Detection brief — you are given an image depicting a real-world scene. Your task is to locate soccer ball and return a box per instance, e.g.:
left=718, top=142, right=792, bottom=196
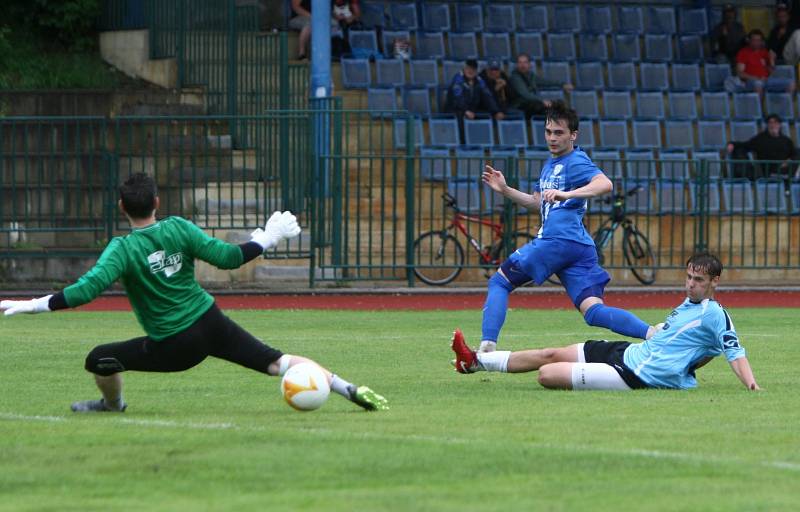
left=281, top=362, right=330, bottom=411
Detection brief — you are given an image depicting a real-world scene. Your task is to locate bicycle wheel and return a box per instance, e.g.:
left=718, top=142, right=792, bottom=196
left=622, top=227, right=656, bottom=285
left=413, top=231, right=465, bottom=285
left=592, top=225, right=614, bottom=267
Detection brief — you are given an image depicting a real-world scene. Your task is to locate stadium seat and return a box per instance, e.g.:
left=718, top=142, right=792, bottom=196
left=626, top=149, right=657, bottom=178
left=704, top=63, right=732, bottom=91
left=388, top=2, right=418, bottom=30
left=722, top=179, right=755, bottom=214
left=422, top=3, right=450, bottom=31
left=690, top=181, right=722, bottom=213
left=464, top=116, right=495, bottom=147
left=583, top=5, right=612, bottom=34
left=624, top=178, right=654, bottom=213
left=733, top=93, right=762, bottom=120
left=375, top=59, right=406, bottom=87
left=519, top=5, right=548, bottom=32
left=367, top=86, right=397, bottom=117
left=701, top=91, right=731, bottom=119
left=636, top=91, right=665, bottom=119
left=575, top=61, right=605, bottom=90
left=420, top=145, right=451, bottom=181
left=698, top=120, right=726, bottom=150
left=625, top=119, right=661, bottom=149
left=392, top=116, right=425, bottom=150
left=547, top=33, right=577, bottom=61
left=341, top=58, right=371, bottom=88
left=579, top=34, right=608, bottom=61
left=677, top=35, right=704, bottom=62
left=497, top=117, right=529, bottom=148
left=790, top=181, right=800, bottom=214
left=415, top=31, right=445, bottom=59
left=659, top=149, right=691, bottom=180
left=485, top=4, right=516, bottom=33
left=348, top=29, right=379, bottom=54
left=578, top=119, right=596, bottom=149
left=671, top=63, right=701, bottom=91
left=402, top=85, right=431, bottom=116
left=755, top=178, right=788, bottom=214
left=488, top=145, right=519, bottom=175
left=448, top=32, right=479, bottom=61
left=617, top=6, right=644, bottom=34
left=646, top=6, right=677, bottom=34
left=409, top=59, right=439, bottom=87
left=611, top=34, right=641, bottom=62
left=599, top=120, right=629, bottom=149
left=765, top=92, right=794, bottom=118
left=667, top=91, right=697, bottom=119
left=441, top=60, right=464, bottom=85
left=664, top=120, right=695, bottom=150
left=553, top=5, right=581, bottom=33
left=607, top=61, right=637, bottom=90
left=482, top=32, right=512, bottom=61
left=429, top=114, right=460, bottom=147
left=678, top=8, right=708, bottom=35
left=603, top=90, right=633, bottom=119
left=644, top=34, right=673, bottom=62
left=515, top=32, right=544, bottom=61
left=530, top=118, right=547, bottom=147
left=771, top=65, right=795, bottom=82
left=657, top=180, right=690, bottom=213
left=522, top=147, right=551, bottom=179
left=640, top=62, right=669, bottom=91
left=592, top=149, right=623, bottom=179
left=540, top=89, right=566, bottom=104
left=694, top=150, right=724, bottom=179
left=454, top=145, right=486, bottom=179
left=455, top=3, right=483, bottom=32
left=360, top=1, right=385, bottom=29
left=571, top=89, right=600, bottom=118
left=730, top=120, right=759, bottom=142
left=382, top=30, right=411, bottom=58
left=541, top=61, right=571, bottom=85
left=447, top=178, right=483, bottom=213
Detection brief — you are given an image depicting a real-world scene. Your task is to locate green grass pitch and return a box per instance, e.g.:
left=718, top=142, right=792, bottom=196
left=1, top=308, right=798, bottom=511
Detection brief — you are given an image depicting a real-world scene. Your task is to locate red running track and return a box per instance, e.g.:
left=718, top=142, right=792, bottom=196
left=25, top=291, right=800, bottom=312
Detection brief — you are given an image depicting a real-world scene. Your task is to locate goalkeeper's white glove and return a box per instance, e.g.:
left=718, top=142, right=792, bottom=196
left=249, top=211, right=302, bottom=251
left=1, top=295, right=53, bottom=316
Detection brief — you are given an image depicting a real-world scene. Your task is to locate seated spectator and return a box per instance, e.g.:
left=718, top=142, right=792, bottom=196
left=444, top=59, right=505, bottom=139
left=289, top=0, right=339, bottom=60
left=726, top=114, right=798, bottom=180
left=768, top=4, right=796, bottom=64
left=507, top=53, right=573, bottom=120
left=478, top=59, right=510, bottom=114
left=710, top=4, right=746, bottom=64
left=726, top=29, right=795, bottom=95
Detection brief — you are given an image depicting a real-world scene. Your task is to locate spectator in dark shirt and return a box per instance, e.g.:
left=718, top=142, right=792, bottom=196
left=507, top=53, right=573, bottom=120
left=727, top=114, right=798, bottom=180
left=445, top=59, right=504, bottom=141
left=768, top=4, right=796, bottom=63
left=478, top=59, right=510, bottom=114
left=711, top=4, right=746, bottom=64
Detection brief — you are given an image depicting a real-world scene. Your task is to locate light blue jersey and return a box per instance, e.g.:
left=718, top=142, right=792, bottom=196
left=623, top=298, right=746, bottom=389
left=534, top=147, right=603, bottom=246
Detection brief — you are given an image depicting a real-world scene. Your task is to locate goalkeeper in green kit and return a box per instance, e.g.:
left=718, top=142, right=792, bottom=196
left=0, top=173, right=388, bottom=413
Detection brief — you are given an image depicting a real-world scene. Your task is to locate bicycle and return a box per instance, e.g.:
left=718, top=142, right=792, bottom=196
left=591, top=186, right=656, bottom=285
left=412, top=193, right=535, bottom=285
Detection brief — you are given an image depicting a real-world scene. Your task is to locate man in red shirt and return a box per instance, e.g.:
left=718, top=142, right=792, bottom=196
left=733, top=29, right=795, bottom=94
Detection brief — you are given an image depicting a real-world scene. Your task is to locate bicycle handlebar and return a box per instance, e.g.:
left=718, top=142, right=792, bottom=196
left=600, top=186, right=644, bottom=204
left=442, top=192, right=458, bottom=209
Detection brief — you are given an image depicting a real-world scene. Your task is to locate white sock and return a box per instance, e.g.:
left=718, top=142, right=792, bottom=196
left=476, top=351, right=511, bottom=372
left=330, top=374, right=356, bottom=399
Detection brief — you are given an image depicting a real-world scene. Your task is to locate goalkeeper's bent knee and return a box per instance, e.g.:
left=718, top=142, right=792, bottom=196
left=85, top=348, right=125, bottom=376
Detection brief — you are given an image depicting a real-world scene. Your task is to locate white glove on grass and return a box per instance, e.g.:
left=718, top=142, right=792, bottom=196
left=250, top=211, right=302, bottom=250
left=1, top=295, right=53, bottom=316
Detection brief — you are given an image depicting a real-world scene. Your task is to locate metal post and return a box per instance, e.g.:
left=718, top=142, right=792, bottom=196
left=695, top=158, right=708, bottom=252
left=405, top=114, right=416, bottom=286
left=310, top=0, right=332, bottom=99
left=227, top=0, right=238, bottom=144
left=177, top=0, right=186, bottom=87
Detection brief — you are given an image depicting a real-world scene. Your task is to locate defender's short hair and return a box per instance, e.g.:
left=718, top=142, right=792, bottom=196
left=545, top=100, right=579, bottom=133
left=119, top=173, right=157, bottom=219
left=686, top=252, right=723, bottom=278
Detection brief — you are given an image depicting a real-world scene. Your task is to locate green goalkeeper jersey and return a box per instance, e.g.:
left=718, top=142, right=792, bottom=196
left=63, top=216, right=245, bottom=341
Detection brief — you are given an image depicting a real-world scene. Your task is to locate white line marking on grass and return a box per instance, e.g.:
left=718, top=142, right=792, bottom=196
left=0, top=412, right=65, bottom=422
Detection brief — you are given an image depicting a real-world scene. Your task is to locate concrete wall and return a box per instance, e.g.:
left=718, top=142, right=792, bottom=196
left=99, top=30, right=177, bottom=89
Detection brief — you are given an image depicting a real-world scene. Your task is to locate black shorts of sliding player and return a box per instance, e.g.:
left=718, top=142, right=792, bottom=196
left=582, top=340, right=649, bottom=390
left=84, top=303, right=283, bottom=376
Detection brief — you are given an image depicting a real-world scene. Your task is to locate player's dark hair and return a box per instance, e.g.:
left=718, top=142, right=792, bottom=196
left=686, top=252, right=723, bottom=278
left=119, top=173, right=158, bottom=219
left=765, top=113, right=782, bottom=124
left=545, top=100, right=579, bottom=133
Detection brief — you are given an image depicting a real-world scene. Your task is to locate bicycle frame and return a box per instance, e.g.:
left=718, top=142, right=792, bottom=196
left=446, top=210, right=505, bottom=265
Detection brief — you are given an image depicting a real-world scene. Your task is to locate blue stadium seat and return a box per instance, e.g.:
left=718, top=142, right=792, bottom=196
left=571, top=89, right=600, bottom=118
left=678, top=8, right=708, bottom=35
left=733, top=93, right=762, bottom=120
left=730, top=120, right=759, bottom=142
left=382, top=30, right=411, bottom=58
left=659, top=149, right=690, bottom=180
left=497, top=117, right=529, bottom=148
left=722, top=179, right=755, bottom=214
left=592, top=149, right=623, bottom=179
left=464, top=116, right=495, bottom=147
left=579, top=34, right=608, bottom=61
left=671, top=63, right=701, bottom=91
left=547, top=33, right=577, bottom=61
left=530, top=118, right=547, bottom=147
left=645, top=34, right=673, bottom=62
left=790, top=181, right=800, bottom=214
left=348, top=29, right=380, bottom=54
left=388, top=2, right=418, bottom=30
left=771, top=65, right=795, bottom=82
left=657, top=180, right=690, bottom=213
left=488, top=145, right=519, bottom=174
left=603, top=90, right=633, bottom=119
left=375, top=59, right=406, bottom=87
left=755, top=178, right=788, bottom=214
left=624, top=178, right=654, bottom=214
left=690, top=181, right=721, bottom=213
left=454, top=145, right=486, bottom=179
left=441, top=60, right=463, bottom=86
left=578, top=119, right=596, bottom=149
left=519, top=5, right=548, bottom=32
left=482, top=32, right=512, bottom=60
left=611, top=34, right=641, bottom=62
left=677, top=35, right=704, bottom=62
left=392, top=116, right=425, bottom=150
left=409, top=59, right=439, bottom=87
left=402, top=85, right=432, bottom=116
left=646, top=6, right=676, bottom=35
left=694, top=150, right=724, bottom=179
left=575, top=62, right=604, bottom=90
left=367, top=86, right=397, bottom=117
left=522, top=147, right=551, bottom=179
left=667, top=91, right=697, bottom=119
left=617, top=6, right=644, bottom=34
left=765, top=92, right=794, bottom=118
left=701, top=91, right=731, bottom=119
left=360, top=1, right=385, bottom=29
left=447, top=178, right=483, bottom=213
left=422, top=3, right=450, bottom=31
left=455, top=3, right=483, bottom=32
left=599, top=120, right=629, bottom=149
left=583, top=6, right=612, bottom=34
left=607, top=61, right=637, bottom=90
left=553, top=5, right=581, bottom=33
left=486, top=4, right=516, bottom=33
left=632, top=121, right=662, bottom=149
left=540, top=89, right=566, bottom=105
left=664, top=120, right=694, bottom=150
left=541, top=61, right=571, bottom=85
left=415, top=31, right=445, bottom=59
left=420, top=145, right=451, bottom=181
left=448, top=32, right=478, bottom=60
left=636, top=91, right=665, bottom=119
left=429, top=114, right=460, bottom=147
left=341, top=58, right=371, bottom=88
left=698, top=120, right=726, bottom=150
left=640, top=62, right=669, bottom=91
left=514, top=32, right=544, bottom=61
left=704, top=63, right=732, bottom=91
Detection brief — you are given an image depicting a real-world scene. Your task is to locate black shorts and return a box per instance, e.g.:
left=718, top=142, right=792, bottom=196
left=583, top=340, right=649, bottom=390
left=84, top=303, right=283, bottom=376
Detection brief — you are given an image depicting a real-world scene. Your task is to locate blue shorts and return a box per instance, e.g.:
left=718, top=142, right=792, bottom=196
left=500, top=237, right=611, bottom=308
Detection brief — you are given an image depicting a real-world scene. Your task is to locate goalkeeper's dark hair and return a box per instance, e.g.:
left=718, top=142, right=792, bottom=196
left=119, top=173, right=158, bottom=219
left=686, top=252, right=723, bottom=278
left=545, top=100, right=579, bottom=133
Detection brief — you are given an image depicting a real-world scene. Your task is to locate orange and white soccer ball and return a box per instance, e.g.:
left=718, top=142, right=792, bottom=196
left=281, top=362, right=330, bottom=411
